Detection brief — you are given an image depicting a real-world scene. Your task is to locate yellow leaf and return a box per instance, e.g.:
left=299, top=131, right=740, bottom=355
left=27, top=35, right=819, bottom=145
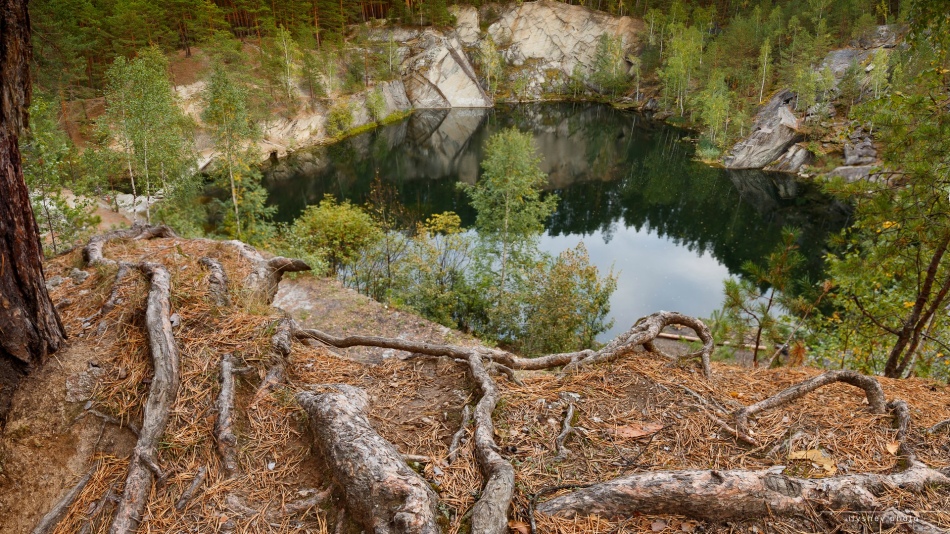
left=788, top=449, right=837, bottom=475
left=886, top=441, right=900, bottom=455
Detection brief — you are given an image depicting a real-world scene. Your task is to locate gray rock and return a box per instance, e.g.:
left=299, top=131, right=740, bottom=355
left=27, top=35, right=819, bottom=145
left=764, top=144, right=814, bottom=174
left=724, top=89, right=803, bottom=170
left=821, top=48, right=873, bottom=80
left=46, top=275, right=64, bottom=290
left=851, top=24, right=905, bottom=49
left=69, top=268, right=90, bottom=284
left=827, top=165, right=876, bottom=182
left=844, top=138, right=877, bottom=166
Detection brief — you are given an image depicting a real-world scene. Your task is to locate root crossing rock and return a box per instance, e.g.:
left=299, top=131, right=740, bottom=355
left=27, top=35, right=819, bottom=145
left=296, top=385, right=440, bottom=534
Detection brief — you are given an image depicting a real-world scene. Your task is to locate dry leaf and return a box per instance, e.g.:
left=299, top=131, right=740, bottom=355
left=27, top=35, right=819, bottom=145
left=788, top=449, right=837, bottom=475
left=612, top=422, right=663, bottom=439
left=886, top=441, right=900, bottom=455
left=680, top=520, right=698, bottom=532
left=508, top=520, right=530, bottom=534
left=651, top=519, right=668, bottom=531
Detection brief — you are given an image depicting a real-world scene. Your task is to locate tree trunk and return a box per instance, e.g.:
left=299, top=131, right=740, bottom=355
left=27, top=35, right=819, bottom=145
left=0, top=0, right=67, bottom=426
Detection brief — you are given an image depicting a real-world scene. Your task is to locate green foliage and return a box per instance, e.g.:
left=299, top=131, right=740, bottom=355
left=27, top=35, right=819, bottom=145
left=261, top=26, right=302, bottom=107
left=203, top=63, right=257, bottom=239
left=590, top=33, right=629, bottom=97
left=519, top=243, right=617, bottom=356
left=23, top=95, right=101, bottom=255
left=696, top=70, right=731, bottom=145
left=366, top=88, right=387, bottom=123
left=658, top=24, right=703, bottom=114
left=325, top=102, right=354, bottom=137
left=102, top=46, right=195, bottom=224
left=476, top=36, right=504, bottom=95
left=717, top=228, right=805, bottom=367
left=291, top=195, right=382, bottom=272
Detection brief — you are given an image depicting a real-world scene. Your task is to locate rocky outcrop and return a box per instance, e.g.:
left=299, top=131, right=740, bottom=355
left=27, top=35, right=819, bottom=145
left=827, top=165, right=877, bottom=182
left=851, top=24, right=906, bottom=49
left=764, top=144, right=814, bottom=174
left=723, top=90, right=802, bottom=170
left=403, top=29, right=492, bottom=108
left=450, top=5, right=480, bottom=47
left=487, top=1, right=643, bottom=76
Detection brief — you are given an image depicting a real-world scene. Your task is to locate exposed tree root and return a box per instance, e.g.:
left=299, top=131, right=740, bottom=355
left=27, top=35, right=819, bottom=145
left=250, top=318, right=294, bottom=407
left=216, top=353, right=239, bottom=478
left=108, top=262, right=180, bottom=534
left=80, top=262, right=132, bottom=329
left=447, top=404, right=472, bottom=464
left=78, top=484, right=117, bottom=534
left=463, top=352, right=515, bottom=534
left=224, top=241, right=310, bottom=304
left=79, top=407, right=140, bottom=436
left=82, top=224, right=177, bottom=267
left=553, top=403, right=577, bottom=461
left=199, top=257, right=230, bottom=307
left=733, top=370, right=887, bottom=435
left=926, top=418, right=950, bottom=435
left=174, top=466, right=207, bottom=512
left=31, top=465, right=97, bottom=534
left=282, top=489, right=332, bottom=516
left=294, top=310, right=713, bottom=378
left=535, top=461, right=950, bottom=523
left=296, top=385, right=440, bottom=534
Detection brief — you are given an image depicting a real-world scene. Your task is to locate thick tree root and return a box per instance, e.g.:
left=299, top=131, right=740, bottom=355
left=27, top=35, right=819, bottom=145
left=553, top=403, right=577, bottom=461
left=733, top=370, right=887, bottom=435
left=83, top=224, right=177, bottom=267
left=31, top=465, right=97, bottom=534
left=224, top=241, right=310, bottom=304
left=294, top=310, right=714, bottom=378
left=216, top=354, right=239, bottom=478
left=535, top=461, right=950, bottom=523
left=199, top=257, right=230, bottom=307
left=464, top=353, right=515, bottom=534
left=108, top=262, right=180, bottom=534
left=296, top=385, right=440, bottom=534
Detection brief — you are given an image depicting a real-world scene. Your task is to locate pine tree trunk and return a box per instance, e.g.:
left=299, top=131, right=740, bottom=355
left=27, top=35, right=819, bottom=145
left=0, top=0, right=67, bottom=426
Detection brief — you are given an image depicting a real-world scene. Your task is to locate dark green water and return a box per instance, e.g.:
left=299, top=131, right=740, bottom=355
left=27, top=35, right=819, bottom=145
left=264, top=103, right=849, bottom=338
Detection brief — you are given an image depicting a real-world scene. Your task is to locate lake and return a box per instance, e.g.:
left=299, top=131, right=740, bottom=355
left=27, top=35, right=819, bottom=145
left=264, top=103, right=849, bottom=339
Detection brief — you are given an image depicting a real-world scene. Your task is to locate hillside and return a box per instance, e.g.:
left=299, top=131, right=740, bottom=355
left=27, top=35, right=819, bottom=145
left=0, top=228, right=947, bottom=534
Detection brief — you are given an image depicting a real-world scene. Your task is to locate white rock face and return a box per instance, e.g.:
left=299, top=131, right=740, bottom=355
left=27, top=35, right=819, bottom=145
left=403, top=30, right=492, bottom=108
left=487, top=0, right=644, bottom=76
left=450, top=5, right=480, bottom=46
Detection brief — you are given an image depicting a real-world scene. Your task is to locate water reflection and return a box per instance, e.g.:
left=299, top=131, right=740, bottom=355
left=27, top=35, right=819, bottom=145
left=264, top=103, right=849, bottom=338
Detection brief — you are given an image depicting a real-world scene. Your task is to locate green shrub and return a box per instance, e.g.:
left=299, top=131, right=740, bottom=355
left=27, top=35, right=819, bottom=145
left=366, top=88, right=386, bottom=123
left=290, top=195, right=382, bottom=272
left=325, top=103, right=354, bottom=138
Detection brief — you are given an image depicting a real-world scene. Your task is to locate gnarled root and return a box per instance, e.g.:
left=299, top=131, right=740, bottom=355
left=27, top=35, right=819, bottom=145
left=224, top=241, right=310, bottom=304
left=296, top=385, right=440, bottom=534
left=31, top=465, right=97, bottom=534
left=215, top=354, right=239, bottom=478
left=733, top=370, right=887, bottom=436
left=535, top=462, right=950, bottom=523
left=83, top=224, right=177, bottom=267
left=108, top=262, right=180, bottom=534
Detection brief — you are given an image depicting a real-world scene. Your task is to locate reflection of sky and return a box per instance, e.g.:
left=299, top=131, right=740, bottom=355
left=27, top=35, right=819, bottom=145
left=540, top=225, right=732, bottom=341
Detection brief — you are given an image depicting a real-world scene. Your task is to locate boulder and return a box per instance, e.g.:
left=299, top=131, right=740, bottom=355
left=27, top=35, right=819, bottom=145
left=851, top=24, right=905, bottom=49
left=403, top=30, right=492, bottom=108
left=827, top=165, right=876, bottom=182
left=723, top=89, right=803, bottom=170
left=844, top=137, right=876, bottom=166
left=821, top=48, right=873, bottom=80
left=764, top=144, right=814, bottom=174
left=378, top=79, right=413, bottom=115
left=486, top=0, right=644, bottom=77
